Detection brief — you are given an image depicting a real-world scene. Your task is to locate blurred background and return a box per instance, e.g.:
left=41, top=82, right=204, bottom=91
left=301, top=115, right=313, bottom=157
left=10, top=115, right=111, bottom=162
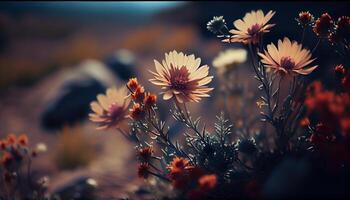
left=0, top=1, right=350, bottom=199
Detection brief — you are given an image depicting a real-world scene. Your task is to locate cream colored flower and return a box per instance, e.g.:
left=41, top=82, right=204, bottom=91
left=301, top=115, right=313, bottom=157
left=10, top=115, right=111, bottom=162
left=35, top=143, right=48, bottom=153
left=223, top=10, right=275, bottom=44
left=258, top=37, right=318, bottom=75
left=149, top=50, right=213, bottom=103
left=89, top=87, right=130, bottom=130
left=212, top=48, right=247, bottom=75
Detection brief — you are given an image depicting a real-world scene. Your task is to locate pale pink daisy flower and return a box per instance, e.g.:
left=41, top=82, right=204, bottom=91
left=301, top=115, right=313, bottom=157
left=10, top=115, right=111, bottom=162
left=223, top=10, right=276, bottom=44
left=89, top=87, right=130, bottom=130
left=149, top=50, right=213, bottom=103
left=258, top=37, right=318, bottom=75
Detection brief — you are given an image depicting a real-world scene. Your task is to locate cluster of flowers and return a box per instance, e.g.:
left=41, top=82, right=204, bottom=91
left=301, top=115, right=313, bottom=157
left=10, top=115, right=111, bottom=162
left=89, top=9, right=350, bottom=200
left=0, top=134, right=48, bottom=200
left=303, top=65, right=350, bottom=170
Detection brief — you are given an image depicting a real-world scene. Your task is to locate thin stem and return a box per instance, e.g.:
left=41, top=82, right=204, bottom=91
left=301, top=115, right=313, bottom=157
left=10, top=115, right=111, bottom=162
left=311, top=38, right=321, bottom=54
left=248, top=43, right=273, bottom=119
left=27, top=156, right=32, bottom=188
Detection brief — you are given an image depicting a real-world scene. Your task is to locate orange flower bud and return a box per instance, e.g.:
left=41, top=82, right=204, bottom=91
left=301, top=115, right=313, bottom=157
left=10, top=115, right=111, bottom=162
left=144, top=93, right=157, bottom=108
left=130, top=103, right=146, bottom=120
left=127, top=78, right=139, bottom=91
left=18, top=134, right=28, bottom=146
left=131, top=86, right=145, bottom=103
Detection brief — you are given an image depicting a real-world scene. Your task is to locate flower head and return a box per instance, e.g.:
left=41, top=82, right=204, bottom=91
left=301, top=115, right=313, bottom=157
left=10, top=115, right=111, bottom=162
left=207, top=16, right=227, bottom=35
left=1, top=152, right=13, bottom=167
left=168, top=156, right=191, bottom=172
left=131, top=86, right=145, bottom=103
left=223, top=10, right=275, bottom=44
left=258, top=37, right=318, bottom=75
left=137, top=146, right=153, bottom=163
left=129, top=103, right=146, bottom=120
left=336, top=16, right=350, bottom=37
left=138, top=163, right=150, bottom=179
left=127, top=78, right=139, bottom=92
left=35, top=143, right=47, bottom=153
left=296, top=11, right=314, bottom=27
left=212, top=48, right=247, bottom=75
left=144, top=92, right=157, bottom=108
left=335, top=64, right=346, bottom=79
left=198, top=174, right=217, bottom=191
left=18, top=134, right=28, bottom=146
left=313, top=13, right=334, bottom=38
left=330, top=16, right=350, bottom=44
left=0, top=140, right=7, bottom=150
left=300, top=117, right=310, bottom=127
left=149, top=51, right=213, bottom=103
left=7, top=134, right=17, bottom=145
left=89, top=87, right=130, bottom=130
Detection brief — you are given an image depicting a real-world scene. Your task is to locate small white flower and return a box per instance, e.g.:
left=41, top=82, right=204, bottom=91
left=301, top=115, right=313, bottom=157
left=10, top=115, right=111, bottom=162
left=212, top=48, right=247, bottom=75
left=35, top=143, right=48, bottom=153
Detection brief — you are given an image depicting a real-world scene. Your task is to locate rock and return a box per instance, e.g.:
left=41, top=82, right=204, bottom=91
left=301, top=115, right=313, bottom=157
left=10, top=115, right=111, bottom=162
left=41, top=79, right=105, bottom=130
left=41, top=49, right=137, bottom=131
left=50, top=176, right=98, bottom=200
left=104, top=49, right=136, bottom=81
left=40, top=59, right=118, bottom=131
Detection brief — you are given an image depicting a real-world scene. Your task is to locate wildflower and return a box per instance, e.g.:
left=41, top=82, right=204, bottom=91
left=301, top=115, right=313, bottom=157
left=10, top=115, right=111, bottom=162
left=7, top=134, right=17, bottom=145
left=32, top=143, right=47, bottom=157
left=198, top=174, right=217, bottom=191
left=212, top=48, right=247, bottom=75
left=256, top=100, right=267, bottom=109
left=258, top=37, right=318, bottom=75
left=306, top=81, right=322, bottom=96
left=18, top=134, right=28, bottom=146
left=168, top=156, right=191, bottom=172
left=127, top=78, right=139, bottom=91
left=129, top=103, right=146, bottom=120
left=0, top=140, right=7, bottom=150
left=313, top=13, right=334, bottom=38
left=137, top=146, right=153, bottom=163
left=296, top=11, right=314, bottom=27
left=335, top=64, right=346, bottom=79
left=37, top=176, right=50, bottom=188
left=149, top=50, right=213, bottom=103
left=138, top=163, right=150, bottom=179
left=223, top=10, right=275, bottom=44
left=131, top=86, right=145, bottom=103
left=207, top=16, right=227, bottom=35
left=340, top=117, right=350, bottom=138
left=144, top=92, right=157, bottom=108
left=336, top=16, right=350, bottom=37
left=89, top=87, right=130, bottom=130
left=330, top=16, right=350, bottom=44
left=328, top=32, right=342, bottom=44
left=300, top=117, right=310, bottom=127
left=1, top=152, right=13, bottom=167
